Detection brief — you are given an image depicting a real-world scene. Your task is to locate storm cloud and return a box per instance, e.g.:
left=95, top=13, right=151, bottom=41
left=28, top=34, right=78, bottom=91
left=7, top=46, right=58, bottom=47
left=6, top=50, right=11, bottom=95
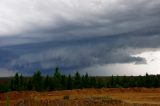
left=0, top=0, right=160, bottom=76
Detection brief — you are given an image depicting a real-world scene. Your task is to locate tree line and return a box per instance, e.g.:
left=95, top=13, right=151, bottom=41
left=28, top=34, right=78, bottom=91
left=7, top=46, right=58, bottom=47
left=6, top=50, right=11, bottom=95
left=0, top=67, right=160, bottom=92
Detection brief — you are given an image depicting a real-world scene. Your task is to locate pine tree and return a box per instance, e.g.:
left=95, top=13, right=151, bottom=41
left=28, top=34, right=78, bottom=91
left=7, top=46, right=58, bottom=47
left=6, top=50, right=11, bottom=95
left=122, top=76, right=128, bottom=88
left=19, top=74, right=24, bottom=90
left=145, top=73, right=151, bottom=88
left=44, top=75, right=50, bottom=91
left=111, top=75, right=114, bottom=87
left=61, top=75, right=67, bottom=90
left=27, top=80, right=33, bottom=90
left=74, top=72, right=82, bottom=89
left=89, top=77, right=96, bottom=88
left=10, top=73, right=20, bottom=91
left=67, top=75, right=73, bottom=90
left=53, top=67, right=62, bottom=90
left=154, top=75, right=159, bottom=88
left=82, top=73, right=89, bottom=88
left=32, top=70, right=43, bottom=91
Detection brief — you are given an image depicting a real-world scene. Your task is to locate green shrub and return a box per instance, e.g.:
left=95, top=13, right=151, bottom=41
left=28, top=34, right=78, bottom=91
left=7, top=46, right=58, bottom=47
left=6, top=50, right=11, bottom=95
left=63, top=95, right=70, bottom=100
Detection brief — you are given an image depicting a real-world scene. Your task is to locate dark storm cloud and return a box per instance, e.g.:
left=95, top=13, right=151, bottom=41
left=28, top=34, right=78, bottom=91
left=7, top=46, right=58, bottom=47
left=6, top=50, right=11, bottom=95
left=1, top=34, right=157, bottom=74
left=0, top=0, right=160, bottom=75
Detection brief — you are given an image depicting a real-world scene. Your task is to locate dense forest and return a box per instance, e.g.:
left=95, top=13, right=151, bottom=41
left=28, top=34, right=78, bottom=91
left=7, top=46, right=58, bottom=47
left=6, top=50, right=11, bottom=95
left=0, top=67, right=160, bottom=92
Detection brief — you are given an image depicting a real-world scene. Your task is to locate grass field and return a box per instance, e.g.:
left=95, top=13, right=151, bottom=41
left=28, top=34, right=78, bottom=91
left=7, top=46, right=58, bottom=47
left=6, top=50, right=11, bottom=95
left=0, top=88, right=160, bottom=106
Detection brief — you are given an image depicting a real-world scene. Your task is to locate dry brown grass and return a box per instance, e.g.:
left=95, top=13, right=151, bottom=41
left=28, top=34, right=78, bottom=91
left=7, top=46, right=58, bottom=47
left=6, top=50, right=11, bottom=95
left=0, top=88, right=160, bottom=106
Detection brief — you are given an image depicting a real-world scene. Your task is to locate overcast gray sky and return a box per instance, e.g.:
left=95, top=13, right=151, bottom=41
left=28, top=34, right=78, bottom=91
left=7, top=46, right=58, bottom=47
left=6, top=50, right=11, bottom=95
left=0, top=0, right=160, bottom=76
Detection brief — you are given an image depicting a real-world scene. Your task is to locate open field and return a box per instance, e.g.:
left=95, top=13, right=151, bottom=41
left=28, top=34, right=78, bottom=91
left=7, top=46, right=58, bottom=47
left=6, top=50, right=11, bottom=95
left=0, top=88, right=160, bottom=106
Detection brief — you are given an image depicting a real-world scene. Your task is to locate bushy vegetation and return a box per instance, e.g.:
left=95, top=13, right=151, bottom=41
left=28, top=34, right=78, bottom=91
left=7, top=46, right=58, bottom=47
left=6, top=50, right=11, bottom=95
left=63, top=95, right=70, bottom=100
left=0, top=67, right=160, bottom=92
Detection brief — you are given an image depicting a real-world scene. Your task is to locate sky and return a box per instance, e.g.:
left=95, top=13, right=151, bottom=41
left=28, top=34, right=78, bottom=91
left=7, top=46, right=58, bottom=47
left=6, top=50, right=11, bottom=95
left=0, top=0, right=160, bottom=76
